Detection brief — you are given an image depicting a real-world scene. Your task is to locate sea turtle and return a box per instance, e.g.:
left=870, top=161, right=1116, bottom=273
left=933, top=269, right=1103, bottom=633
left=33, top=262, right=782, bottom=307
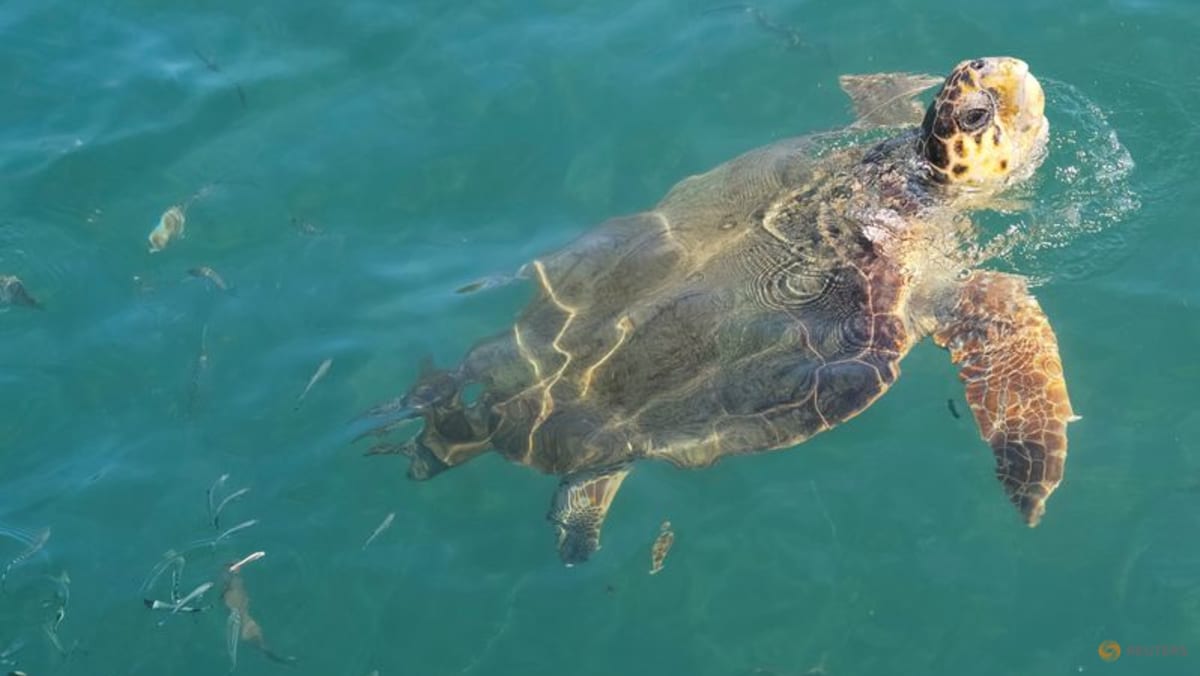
left=363, top=56, right=1077, bottom=565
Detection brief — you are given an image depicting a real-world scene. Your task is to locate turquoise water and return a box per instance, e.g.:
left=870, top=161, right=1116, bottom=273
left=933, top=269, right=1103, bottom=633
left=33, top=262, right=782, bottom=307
left=1, top=0, right=1197, bottom=674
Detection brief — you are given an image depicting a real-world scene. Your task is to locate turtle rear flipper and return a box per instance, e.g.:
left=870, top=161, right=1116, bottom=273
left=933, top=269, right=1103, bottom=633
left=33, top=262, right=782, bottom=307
left=934, top=271, right=1076, bottom=526
left=547, top=466, right=631, bottom=565
left=360, top=356, right=496, bottom=480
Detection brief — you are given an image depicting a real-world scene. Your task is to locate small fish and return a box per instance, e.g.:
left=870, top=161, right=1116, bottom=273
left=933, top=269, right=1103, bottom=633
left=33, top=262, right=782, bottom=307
left=172, top=581, right=214, bottom=613
left=148, top=205, right=186, bottom=253
left=0, top=637, right=25, bottom=664
left=226, top=608, right=241, bottom=669
left=222, top=568, right=296, bottom=665
left=197, top=322, right=209, bottom=369
left=187, top=266, right=229, bottom=291
left=187, top=324, right=210, bottom=413
left=1, top=527, right=50, bottom=590
left=947, top=398, right=961, bottom=419
left=214, top=519, right=259, bottom=544
left=649, top=520, right=674, bottom=575
left=193, top=47, right=222, bottom=72
left=42, top=621, right=64, bottom=655
left=192, top=49, right=248, bottom=109
left=706, top=4, right=807, bottom=48
left=289, top=216, right=321, bottom=236
left=454, top=274, right=514, bottom=295
left=228, top=551, right=265, bottom=574
left=46, top=570, right=70, bottom=611
left=295, top=358, right=333, bottom=409
left=141, top=550, right=186, bottom=598
left=207, top=474, right=230, bottom=525
left=143, top=598, right=205, bottom=613
left=361, top=512, right=395, bottom=550
left=40, top=571, right=70, bottom=619
left=0, top=276, right=41, bottom=309
left=213, top=487, right=250, bottom=529
left=169, top=561, right=184, bottom=602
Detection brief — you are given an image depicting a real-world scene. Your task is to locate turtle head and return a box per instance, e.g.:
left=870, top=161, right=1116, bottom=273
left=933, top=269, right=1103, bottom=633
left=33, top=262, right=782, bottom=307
left=919, top=57, right=1048, bottom=192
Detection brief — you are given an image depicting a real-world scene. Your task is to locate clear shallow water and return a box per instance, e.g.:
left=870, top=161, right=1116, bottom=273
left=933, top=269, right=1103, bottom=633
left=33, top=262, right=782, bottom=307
left=0, top=0, right=1197, bottom=674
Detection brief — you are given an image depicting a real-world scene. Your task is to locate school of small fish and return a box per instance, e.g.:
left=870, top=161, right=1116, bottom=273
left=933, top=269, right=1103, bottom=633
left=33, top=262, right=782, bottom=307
left=131, top=479, right=288, bottom=668
left=0, top=526, right=73, bottom=670
left=0, top=60, right=356, bottom=676
left=0, top=209, right=690, bottom=673
left=0, top=33, right=722, bottom=676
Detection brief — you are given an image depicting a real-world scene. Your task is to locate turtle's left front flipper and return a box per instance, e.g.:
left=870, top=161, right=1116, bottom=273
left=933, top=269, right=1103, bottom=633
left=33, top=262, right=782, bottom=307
left=933, top=272, right=1077, bottom=526
left=839, top=72, right=942, bottom=128
left=547, top=466, right=630, bottom=565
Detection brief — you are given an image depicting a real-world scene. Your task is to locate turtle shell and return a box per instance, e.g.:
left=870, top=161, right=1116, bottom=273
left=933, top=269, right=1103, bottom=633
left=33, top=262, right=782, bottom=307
left=402, top=135, right=915, bottom=476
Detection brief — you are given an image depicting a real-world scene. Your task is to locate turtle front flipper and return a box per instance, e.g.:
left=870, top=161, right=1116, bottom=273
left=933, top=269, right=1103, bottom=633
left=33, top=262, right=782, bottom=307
left=838, top=72, right=942, bottom=128
left=547, top=466, right=631, bottom=565
left=933, top=271, right=1077, bottom=526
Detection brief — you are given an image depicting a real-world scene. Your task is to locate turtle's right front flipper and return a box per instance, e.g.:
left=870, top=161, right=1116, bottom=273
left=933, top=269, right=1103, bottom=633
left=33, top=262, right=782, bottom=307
left=934, top=271, right=1077, bottom=526
left=547, top=466, right=631, bottom=565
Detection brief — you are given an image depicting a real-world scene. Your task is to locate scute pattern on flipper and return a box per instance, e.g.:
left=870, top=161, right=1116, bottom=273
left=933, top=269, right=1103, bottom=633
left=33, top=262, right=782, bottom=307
left=933, top=271, right=1074, bottom=526
left=548, top=466, right=631, bottom=564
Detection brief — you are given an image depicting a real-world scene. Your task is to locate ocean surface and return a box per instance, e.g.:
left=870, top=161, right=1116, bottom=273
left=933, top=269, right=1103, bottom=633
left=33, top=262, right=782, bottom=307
left=1, top=0, right=1197, bottom=674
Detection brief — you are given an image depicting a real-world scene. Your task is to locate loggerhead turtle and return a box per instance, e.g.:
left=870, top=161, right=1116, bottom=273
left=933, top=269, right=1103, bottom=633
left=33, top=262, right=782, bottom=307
left=363, top=56, right=1077, bottom=565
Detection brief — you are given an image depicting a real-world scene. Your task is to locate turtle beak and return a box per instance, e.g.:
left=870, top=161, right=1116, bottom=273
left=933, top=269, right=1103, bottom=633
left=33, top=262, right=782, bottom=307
left=1010, top=59, right=1049, bottom=173
left=1012, top=59, right=1046, bottom=137
left=979, top=57, right=1041, bottom=126
left=979, top=56, right=1049, bottom=179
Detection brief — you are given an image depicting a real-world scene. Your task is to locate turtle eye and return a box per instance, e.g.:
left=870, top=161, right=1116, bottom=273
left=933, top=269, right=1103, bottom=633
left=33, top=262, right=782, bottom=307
left=958, top=106, right=992, bottom=132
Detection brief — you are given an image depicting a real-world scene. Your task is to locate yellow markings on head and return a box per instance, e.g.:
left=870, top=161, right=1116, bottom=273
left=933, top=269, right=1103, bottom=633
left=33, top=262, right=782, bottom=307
left=920, top=57, right=1049, bottom=191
